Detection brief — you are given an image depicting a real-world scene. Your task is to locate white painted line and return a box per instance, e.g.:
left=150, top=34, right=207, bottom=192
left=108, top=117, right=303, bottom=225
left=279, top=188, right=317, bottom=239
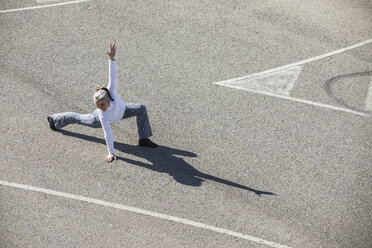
left=214, top=82, right=371, bottom=118
left=36, top=0, right=60, bottom=3
left=0, top=179, right=292, bottom=248
left=217, top=39, right=372, bottom=84
left=365, top=77, right=372, bottom=112
left=228, top=65, right=303, bottom=96
left=214, top=39, right=372, bottom=118
left=0, top=0, right=90, bottom=13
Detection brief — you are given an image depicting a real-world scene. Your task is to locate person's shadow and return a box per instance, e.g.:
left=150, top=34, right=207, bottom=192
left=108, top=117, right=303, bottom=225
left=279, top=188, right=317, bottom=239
left=59, top=130, right=275, bottom=196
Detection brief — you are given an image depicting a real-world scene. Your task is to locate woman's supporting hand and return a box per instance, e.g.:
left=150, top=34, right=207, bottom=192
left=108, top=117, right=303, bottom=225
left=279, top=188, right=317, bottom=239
left=107, top=43, right=117, bottom=60
left=105, top=154, right=117, bottom=163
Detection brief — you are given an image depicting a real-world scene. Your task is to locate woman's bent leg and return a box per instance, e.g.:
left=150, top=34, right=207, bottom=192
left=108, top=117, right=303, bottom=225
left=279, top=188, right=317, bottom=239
left=122, top=104, right=153, bottom=139
left=51, top=110, right=101, bottom=129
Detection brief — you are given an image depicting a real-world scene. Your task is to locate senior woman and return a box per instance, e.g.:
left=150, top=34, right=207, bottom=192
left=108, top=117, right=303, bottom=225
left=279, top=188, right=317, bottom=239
left=47, top=43, right=158, bottom=162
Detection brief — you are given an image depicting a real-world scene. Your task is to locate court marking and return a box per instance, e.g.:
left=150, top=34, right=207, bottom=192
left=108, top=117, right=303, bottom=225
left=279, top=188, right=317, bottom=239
left=215, top=39, right=372, bottom=83
left=365, top=77, right=372, bottom=112
left=226, top=65, right=303, bottom=96
left=0, top=179, right=292, bottom=248
left=36, top=0, right=61, bottom=3
left=215, top=82, right=371, bottom=117
left=214, top=39, right=372, bottom=118
left=0, top=0, right=90, bottom=13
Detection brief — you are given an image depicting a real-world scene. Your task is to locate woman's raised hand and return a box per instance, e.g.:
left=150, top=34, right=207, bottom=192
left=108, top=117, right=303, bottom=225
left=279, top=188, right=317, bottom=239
left=107, top=43, right=117, bottom=60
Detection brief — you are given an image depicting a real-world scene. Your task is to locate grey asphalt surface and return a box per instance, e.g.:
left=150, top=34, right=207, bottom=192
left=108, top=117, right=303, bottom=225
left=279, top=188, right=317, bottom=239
left=1, top=0, right=371, bottom=247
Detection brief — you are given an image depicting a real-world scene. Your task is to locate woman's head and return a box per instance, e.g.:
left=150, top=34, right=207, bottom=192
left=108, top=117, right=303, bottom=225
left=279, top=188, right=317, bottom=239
left=94, top=86, right=114, bottom=111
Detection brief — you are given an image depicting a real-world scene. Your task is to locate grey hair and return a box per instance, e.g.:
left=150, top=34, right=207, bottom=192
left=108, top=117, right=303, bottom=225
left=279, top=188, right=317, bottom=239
left=93, top=86, right=114, bottom=102
left=93, top=89, right=109, bottom=102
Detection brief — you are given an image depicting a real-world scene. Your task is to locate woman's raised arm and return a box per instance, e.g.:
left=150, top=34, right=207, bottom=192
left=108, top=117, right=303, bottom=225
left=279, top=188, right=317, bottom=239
left=107, top=43, right=118, bottom=93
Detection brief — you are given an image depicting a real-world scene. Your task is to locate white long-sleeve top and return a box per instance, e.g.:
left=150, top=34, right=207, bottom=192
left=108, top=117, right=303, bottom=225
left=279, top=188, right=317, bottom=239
left=97, top=60, right=126, bottom=155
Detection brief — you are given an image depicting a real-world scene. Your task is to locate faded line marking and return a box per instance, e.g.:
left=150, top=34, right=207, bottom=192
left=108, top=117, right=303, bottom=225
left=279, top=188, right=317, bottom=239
left=0, top=179, right=292, bottom=248
left=214, top=82, right=371, bottom=118
left=228, top=65, right=303, bottom=96
left=0, top=0, right=90, bottom=13
left=36, top=0, right=60, bottom=3
left=216, top=39, right=372, bottom=84
left=213, top=39, right=372, bottom=118
left=365, top=77, right=372, bottom=112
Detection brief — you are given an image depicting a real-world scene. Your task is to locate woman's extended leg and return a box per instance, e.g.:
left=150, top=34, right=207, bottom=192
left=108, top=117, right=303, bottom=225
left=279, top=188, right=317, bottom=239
left=122, top=104, right=153, bottom=139
left=123, top=103, right=157, bottom=148
left=48, top=110, right=101, bottom=130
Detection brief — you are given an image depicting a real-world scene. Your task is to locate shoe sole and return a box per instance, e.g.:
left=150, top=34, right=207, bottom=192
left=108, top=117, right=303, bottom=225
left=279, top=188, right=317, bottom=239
left=47, top=116, right=58, bottom=131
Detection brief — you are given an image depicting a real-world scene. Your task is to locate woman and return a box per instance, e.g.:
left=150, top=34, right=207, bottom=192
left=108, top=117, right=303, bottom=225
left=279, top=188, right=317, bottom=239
left=47, top=43, right=158, bottom=163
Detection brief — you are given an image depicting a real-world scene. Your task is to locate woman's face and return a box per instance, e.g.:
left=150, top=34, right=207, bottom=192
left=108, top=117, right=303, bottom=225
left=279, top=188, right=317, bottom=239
left=94, top=98, right=110, bottom=111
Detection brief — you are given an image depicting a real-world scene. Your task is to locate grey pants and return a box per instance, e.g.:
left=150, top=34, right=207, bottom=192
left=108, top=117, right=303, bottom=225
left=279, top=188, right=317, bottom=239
left=51, top=103, right=153, bottom=139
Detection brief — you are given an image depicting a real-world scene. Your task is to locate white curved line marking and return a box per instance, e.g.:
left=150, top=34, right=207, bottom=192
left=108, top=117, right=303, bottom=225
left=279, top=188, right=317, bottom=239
left=0, top=179, right=292, bottom=248
left=0, top=0, right=90, bottom=13
left=365, top=77, right=372, bottom=112
left=213, top=82, right=371, bottom=117
left=214, top=39, right=372, bottom=118
left=217, top=39, right=372, bottom=83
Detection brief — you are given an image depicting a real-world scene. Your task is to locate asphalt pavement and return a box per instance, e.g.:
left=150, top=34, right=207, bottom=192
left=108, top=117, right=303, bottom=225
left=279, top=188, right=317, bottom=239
left=1, top=0, right=371, bottom=247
